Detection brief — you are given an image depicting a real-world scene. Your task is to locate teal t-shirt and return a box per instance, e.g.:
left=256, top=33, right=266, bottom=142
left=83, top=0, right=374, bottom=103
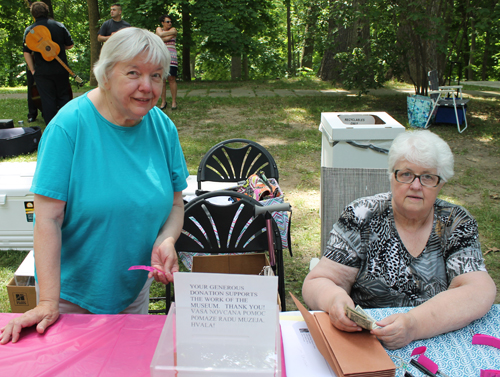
left=31, top=92, right=189, bottom=314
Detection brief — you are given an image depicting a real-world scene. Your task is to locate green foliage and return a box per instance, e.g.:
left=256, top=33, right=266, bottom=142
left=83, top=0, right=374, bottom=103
left=335, top=48, right=386, bottom=95
left=0, top=2, right=32, bottom=87
left=119, top=0, right=168, bottom=30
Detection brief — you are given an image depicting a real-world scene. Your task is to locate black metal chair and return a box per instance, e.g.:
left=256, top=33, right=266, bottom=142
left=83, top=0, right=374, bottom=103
left=165, top=190, right=290, bottom=312
left=425, top=70, right=469, bottom=133
left=196, top=139, right=279, bottom=195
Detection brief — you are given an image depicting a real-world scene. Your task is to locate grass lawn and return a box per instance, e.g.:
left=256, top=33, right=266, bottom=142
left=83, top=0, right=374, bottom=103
left=1, top=78, right=499, bottom=313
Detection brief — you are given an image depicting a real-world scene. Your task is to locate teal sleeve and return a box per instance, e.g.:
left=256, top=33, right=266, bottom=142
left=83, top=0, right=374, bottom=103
left=31, top=123, right=75, bottom=202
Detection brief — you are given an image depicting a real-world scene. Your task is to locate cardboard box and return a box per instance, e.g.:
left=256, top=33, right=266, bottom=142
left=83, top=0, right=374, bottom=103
left=192, top=253, right=270, bottom=275
left=15, top=249, right=35, bottom=286
left=192, top=253, right=280, bottom=309
left=6, top=276, right=36, bottom=313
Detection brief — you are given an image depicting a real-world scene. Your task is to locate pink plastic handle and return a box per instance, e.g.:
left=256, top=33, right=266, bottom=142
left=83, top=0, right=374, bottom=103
left=128, top=265, right=166, bottom=275
left=481, top=370, right=500, bottom=377
left=417, top=355, right=439, bottom=374
left=411, top=346, right=427, bottom=356
left=473, top=334, right=500, bottom=349
left=410, top=346, right=438, bottom=374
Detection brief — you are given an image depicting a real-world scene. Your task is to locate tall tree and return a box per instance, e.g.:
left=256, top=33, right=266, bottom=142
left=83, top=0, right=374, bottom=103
left=86, top=0, right=100, bottom=86
left=286, top=0, right=292, bottom=73
left=181, top=0, right=191, bottom=82
left=300, top=2, right=320, bottom=68
left=192, top=0, right=275, bottom=80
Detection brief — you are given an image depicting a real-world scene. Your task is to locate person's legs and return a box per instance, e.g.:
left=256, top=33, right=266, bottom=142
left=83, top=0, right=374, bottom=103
left=159, top=80, right=167, bottom=109
left=27, top=69, right=38, bottom=121
left=54, top=74, right=72, bottom=112
left=168, top=66, right=178, bottom=109
left=34, top=74, right=58, bottom=124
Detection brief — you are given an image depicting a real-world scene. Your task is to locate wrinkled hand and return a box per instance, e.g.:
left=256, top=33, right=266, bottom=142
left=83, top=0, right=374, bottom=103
left=328, top=293, right=362, bottom=333
left=0, top=300, right=59, bottom=344
left=371, top=312, right=417, bottom=350
left=151, top=237, right=179, bottom=284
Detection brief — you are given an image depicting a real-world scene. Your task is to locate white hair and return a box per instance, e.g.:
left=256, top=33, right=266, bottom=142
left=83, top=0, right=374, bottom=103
left=93, top=27, right=171, bottom=86
left=388, top=130, right=454, bottom=182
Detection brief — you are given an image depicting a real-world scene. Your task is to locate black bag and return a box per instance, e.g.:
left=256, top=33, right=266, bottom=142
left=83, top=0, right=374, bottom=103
left=0, top=126, right=41, bottom=158
left=0, top=119, right=14, bottom=129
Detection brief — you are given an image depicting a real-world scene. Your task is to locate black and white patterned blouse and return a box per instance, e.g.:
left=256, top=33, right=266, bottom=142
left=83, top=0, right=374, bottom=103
left=324, top=192, right=486, bottom=308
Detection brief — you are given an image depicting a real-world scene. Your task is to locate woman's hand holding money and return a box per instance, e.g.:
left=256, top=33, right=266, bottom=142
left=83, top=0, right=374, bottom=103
left=370, top=312, right=418, bottom=350
left=326, top=293, right=363, bottom=332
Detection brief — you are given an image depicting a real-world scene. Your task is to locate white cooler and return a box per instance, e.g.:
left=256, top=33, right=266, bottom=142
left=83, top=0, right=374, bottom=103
left=318, top=112, right=405, bottom=254
left=0, top=165, right=234, bottom=251
left=0, top=162, right=37, bottom=251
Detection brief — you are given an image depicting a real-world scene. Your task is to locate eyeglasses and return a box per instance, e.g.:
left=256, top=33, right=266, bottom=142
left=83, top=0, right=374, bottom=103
left=163, top=20, right=172, bottom=23
left=394, top=170, right=442, bottom=187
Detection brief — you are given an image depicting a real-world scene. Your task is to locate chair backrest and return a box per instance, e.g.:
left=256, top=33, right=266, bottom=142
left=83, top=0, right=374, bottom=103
left=175, top=190, right=286, bottom=311
left=428, top=70, right=440, bottom=101
left=177, top=191, right=282, bottom=254
left=197, top=139, right=279, bottom=190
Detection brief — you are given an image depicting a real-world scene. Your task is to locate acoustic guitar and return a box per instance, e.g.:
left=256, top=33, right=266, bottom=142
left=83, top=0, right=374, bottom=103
left=25, top=25, right=84, bottom=87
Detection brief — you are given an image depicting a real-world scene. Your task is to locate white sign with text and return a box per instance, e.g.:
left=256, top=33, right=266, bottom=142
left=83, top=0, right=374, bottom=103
left=174, top=272, right=279, bottom=370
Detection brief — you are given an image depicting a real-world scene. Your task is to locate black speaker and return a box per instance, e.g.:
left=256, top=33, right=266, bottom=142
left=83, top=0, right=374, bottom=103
left=0, top=126, right=41, bottom=158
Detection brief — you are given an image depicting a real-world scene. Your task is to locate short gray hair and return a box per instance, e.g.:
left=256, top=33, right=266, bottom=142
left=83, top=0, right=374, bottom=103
left=388, top=130, right=454, bottom=182
left=93, top=27, right=170, bottom=86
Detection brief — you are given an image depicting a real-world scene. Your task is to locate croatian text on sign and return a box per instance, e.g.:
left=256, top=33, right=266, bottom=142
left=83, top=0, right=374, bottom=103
left=175, top=272, right=278, bottom=345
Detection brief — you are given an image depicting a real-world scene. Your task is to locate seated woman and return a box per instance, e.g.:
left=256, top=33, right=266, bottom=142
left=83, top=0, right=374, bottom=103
left=303, top=130, right=496, bottom=350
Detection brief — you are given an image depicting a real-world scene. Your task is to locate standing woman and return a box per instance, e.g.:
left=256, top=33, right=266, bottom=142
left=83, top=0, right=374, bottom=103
left=1, top=27, right=189, bottom=344
left=156, top=14, right=178, bottom=110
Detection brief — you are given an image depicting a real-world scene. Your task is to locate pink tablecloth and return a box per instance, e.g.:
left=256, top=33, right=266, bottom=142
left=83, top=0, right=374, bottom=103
left=0, top=313, right=166, bottom=377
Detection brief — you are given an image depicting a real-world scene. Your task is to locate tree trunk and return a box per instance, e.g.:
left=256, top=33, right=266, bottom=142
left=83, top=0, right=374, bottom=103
left=396, top=0, right=450, bottom=94
left=243, top=54, right=249, bottom=80
left=468, top=16, right=475, bottom=80
left=481, top=31, right=489, bottom=81
left=182, top=2, right=191, bottom=82
left=42, top=0, right=54, bottom=19
left=231, top=55, right=242, bottom=80
left=301, top=3, right=319, bottom=69
left=86, top=0, right=100, bottom=86
left=286, top=0, right=292, bottom=73
left=318, top=10, right=355, bottom=83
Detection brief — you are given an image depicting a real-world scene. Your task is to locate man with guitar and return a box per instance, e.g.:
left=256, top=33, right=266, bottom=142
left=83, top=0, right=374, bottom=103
left=23, top=2, right=74, bottom=125
left=97, top=4, right=131, bottom=43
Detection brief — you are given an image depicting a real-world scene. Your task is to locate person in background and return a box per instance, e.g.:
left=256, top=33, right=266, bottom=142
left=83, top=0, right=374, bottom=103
left=1, top=27, right=189, bottom=344
left=97, top=3, right=130, bottom=43
left=155, top=14, right=178, bottom=110
left=23, top=1, right=73, bottom=125
left=26, top=56, right=38, bottom=123
left=303, top=130, right=496, bottom=350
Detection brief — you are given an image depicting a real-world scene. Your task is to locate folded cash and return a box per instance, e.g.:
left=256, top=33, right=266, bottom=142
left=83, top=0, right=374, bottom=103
left=345, top=305, right=380, bottom=330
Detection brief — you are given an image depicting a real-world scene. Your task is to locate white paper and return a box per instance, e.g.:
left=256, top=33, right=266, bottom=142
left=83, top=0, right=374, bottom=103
left=174, top=272, right=279, bottom=370
left=280, top=316, right=337, bottom=377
